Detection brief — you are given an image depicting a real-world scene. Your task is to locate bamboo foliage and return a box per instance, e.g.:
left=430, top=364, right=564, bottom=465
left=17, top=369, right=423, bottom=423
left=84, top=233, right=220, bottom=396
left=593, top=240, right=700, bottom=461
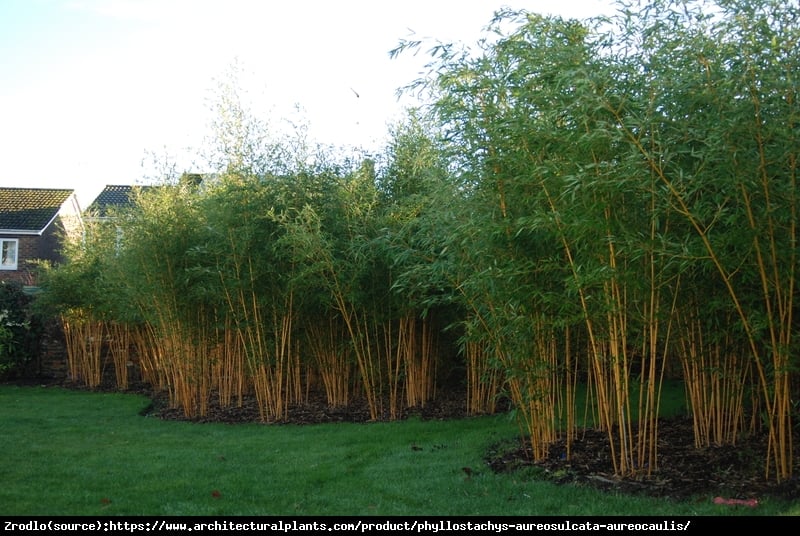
left=282, top=203, right=386, bottom=420
left=598, top=0, right=797, bottom=480
left=222, top=263, right=298, bottom=422
left=39, top=80, right=448, bottom=425
left=392, top=2, right=784, bottom=480
left=33, top=0, right=797, bottom=489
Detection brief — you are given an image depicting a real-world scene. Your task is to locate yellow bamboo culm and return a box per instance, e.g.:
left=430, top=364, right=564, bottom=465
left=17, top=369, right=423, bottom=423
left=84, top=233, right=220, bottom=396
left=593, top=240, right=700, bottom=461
left=501, top=357, right=551, bottom=461
left=305, top=318, right=351, bottom=408
left=465, top=340, right=502, bottom=415
left=349, top=313, right=382, bottom=421
left=287, top=335, right=303, bottom=406
left=237, top=289, right=298, bottom=422
left=383, top=318, right=403, bottom=420
left=130, top=324, right=167, bottom=392
left=149, top=311, right=213, bottom=419
left=212, top=324, right=246, bottom=408
left=678, top=309, right=750, bottom=448
left=605, top=248, right=636, bottom=476
left=240, top=295, right=276, bottom=422
left=512, top=318, right=561, bottom=461
left=61, top=314, right=81, bottom=383
left=106, top=321, right=131, bottom=390
left=250, top=363, right=274, bottom=422
left=276, top=307, right=302, bottom=410
left=402, top=314, right=437, bottom=409
left=61, top=311, right=105, bottom=388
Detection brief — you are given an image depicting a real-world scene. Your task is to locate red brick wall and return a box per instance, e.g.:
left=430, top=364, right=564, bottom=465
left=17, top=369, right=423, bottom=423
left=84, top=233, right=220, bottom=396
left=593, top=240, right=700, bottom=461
left=0, top=236, right=38, bottom=285
left=0, top=221, right=69, bottom=285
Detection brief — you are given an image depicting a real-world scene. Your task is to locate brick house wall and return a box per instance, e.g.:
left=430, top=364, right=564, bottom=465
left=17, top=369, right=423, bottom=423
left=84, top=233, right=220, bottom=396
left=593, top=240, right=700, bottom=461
left=0, top=208, right=80, bottom=286
left=0, top=234, right=56, bottom=285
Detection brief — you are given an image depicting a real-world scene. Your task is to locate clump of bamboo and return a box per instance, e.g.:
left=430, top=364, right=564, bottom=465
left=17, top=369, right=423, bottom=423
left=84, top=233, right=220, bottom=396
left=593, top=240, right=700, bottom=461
left=464, top=340, right=503, bottom=415
left=305, top=317, right=352, bottom=407
left=211, top=322, right=246, bottom=408
left=350, top=313, right=383, bottom=421
left=381, top=318, right=404, bottom=420
left=61, top=310, right=105, bottom=388
left=105, top=321, right=131, bottom=390
left=216, top=213, right=304, bottom=422
left=401, top=314, right=437, bottom=408
left=677, top=308, right=750, bottom=447
left=237, top=305, right=285, bottom=422
left=130, top=323, right=167, bottom=392
left=507, top=318, right=562, bottom=461
left=160, top=333, right=207, bottom=418
left=461, top=308, right=560, bottom=460
left=147, top=303, right=213, bottom=418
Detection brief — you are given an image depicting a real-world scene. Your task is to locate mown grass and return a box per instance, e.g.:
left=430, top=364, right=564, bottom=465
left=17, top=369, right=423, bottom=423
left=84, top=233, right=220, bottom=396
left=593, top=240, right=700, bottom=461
left=0, top=384, right=797, bottom=516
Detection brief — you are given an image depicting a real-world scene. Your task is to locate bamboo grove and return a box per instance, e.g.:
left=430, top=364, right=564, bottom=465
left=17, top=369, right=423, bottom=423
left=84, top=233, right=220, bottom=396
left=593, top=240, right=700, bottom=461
left=36, top=0, right=797, bottom=483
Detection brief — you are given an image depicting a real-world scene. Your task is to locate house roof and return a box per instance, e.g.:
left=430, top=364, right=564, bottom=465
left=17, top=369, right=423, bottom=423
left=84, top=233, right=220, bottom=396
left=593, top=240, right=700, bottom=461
left=0, top=187, right=75, bottom=234
left=85, top=184, right=152, bottom=217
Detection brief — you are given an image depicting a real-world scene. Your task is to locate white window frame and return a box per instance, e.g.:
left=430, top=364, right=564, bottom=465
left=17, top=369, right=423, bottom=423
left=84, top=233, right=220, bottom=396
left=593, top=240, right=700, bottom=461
left=1, top=238, right=19, bottom=270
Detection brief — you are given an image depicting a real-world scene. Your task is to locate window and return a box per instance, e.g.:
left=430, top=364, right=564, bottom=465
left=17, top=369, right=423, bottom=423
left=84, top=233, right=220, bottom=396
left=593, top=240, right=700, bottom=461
left=1, top=239, right=18, bottom=270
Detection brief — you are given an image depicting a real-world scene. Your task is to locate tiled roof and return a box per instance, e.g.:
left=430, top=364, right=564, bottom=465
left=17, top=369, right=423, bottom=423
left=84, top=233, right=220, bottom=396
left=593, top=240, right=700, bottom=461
left=85, top=185, right=151, bottom=217
left=0, top=187, right=75, bottom=233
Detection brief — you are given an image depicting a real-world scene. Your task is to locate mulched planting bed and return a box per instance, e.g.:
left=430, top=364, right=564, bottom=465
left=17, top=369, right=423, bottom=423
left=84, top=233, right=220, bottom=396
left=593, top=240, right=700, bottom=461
left=484, top=416, right=800, bottom=503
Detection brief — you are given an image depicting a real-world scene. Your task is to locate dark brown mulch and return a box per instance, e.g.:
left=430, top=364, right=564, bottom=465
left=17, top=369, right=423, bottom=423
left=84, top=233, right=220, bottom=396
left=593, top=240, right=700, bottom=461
left=23, top=378, right=800, bottom=504
left=484, top=417, right=800, bottom=504
left=140, top=386, right=487, bottom=425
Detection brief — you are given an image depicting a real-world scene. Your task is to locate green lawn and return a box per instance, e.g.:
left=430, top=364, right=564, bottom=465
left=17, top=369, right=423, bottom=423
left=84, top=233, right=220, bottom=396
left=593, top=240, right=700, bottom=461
left=0, top=384, right=797, bottom=516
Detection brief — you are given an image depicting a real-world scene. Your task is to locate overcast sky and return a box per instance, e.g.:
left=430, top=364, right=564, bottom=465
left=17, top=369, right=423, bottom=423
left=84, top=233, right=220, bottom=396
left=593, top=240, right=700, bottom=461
left=0, top=0, right=618, bottom=206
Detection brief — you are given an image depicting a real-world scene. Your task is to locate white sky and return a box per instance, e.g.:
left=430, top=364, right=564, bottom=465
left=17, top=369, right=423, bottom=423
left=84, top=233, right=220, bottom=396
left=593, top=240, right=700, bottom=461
left=0, top=0, right=618, bottom=208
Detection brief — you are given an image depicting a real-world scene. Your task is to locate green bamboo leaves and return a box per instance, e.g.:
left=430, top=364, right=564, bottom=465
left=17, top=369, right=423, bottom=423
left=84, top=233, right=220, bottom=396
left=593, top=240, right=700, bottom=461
left=398, top=0, right=797, bottom=481
left=36, top=0, right=797, bottom=485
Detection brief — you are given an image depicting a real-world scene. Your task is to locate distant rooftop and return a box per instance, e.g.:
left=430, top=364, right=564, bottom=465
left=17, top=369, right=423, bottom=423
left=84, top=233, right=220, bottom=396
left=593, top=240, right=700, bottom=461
left=0, top=187, right=75, bottom=233
left=85, top=184, right=153, bottom=218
